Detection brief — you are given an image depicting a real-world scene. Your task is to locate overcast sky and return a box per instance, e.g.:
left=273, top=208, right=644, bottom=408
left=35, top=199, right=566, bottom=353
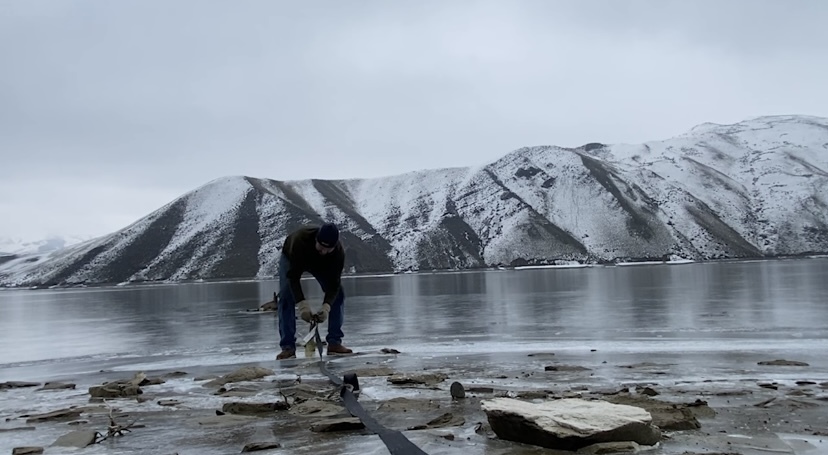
left=1, top=0, right=827, bottom=242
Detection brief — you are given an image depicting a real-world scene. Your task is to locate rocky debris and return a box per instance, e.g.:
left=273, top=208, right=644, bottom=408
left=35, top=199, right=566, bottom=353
left=88, top=371, right=155, bottom=398
left=758, top=359, right=809, bottom=366
left=387, top=372, right=448, bottom=386
left=89, top=382, right=142, bottom=398
left=604, top=394, right=707, bottom=430
left=0, top=426, right=36, bottom=433
left=545, top=365, right=591, bottom=372
left=408, top=412, right=465, bottom=430
left=216, top=387, right=259, bottom=398
left=758, top=382, right=778, bottom=390
left=381, top=348, right=401, bottom=354
left=288, top=399, right=345, bottom=418
left=157, top=400, right=181, bottom=407
left=481, top=398, right=661, bottom=451
left=636, top=387, right=659, bottom=396
left=577, top=441, right=641, bottom=454
left=1, top=381, right=40, bottom=390
left=242, top=441, right=282, bottom=452
left=38, top=382, right=76, bottom=391
left=516, top=390, right=550, bottom=399
left=281, top=383, right=335, bottom=401
left=205, top=366, right=275, bottom=387
left=221, top=401, right=290, bottom=416
left=310, top=417, right=365, bottom=432
left=24, top=408, right=83, bottom=423
left=68, top=420, right=89, bottom=425
left=450, top=381, right=465, bottom=399
left=51, top=430, right=97, bottom=448
left=12, top=448, right=43, bottom=455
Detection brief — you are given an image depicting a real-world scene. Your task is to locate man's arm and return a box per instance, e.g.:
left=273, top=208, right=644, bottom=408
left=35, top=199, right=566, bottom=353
left=287, top=265, right=306, bottom=303
left=282, top=231, right=306, bottom=303
left=322, top=249, right=345, bottom=304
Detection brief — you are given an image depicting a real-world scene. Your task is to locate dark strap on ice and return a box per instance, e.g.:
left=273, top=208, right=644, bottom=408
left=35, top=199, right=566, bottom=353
left=311, top=323, right=428, bottom=455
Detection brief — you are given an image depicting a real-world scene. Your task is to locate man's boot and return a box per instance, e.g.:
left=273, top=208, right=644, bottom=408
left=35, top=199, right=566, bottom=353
left=327, top=344, right=353, bottom=355
left=276, top=348, right=296, bottom=360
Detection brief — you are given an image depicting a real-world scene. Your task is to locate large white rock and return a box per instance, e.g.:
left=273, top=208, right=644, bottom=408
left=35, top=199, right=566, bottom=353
left=481, top=398, right=661, bottom=451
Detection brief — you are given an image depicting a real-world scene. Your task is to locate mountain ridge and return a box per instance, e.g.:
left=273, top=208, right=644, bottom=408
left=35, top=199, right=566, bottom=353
left=2, top=115, right=827, bottom=287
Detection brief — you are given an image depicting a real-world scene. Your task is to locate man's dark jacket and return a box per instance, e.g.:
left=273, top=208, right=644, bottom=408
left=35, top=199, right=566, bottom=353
left=281, top=226, right=345, bottom=305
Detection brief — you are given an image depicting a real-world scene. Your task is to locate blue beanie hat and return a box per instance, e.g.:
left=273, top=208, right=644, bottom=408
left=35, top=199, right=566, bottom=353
left=316, top=222, right=339, bottom=248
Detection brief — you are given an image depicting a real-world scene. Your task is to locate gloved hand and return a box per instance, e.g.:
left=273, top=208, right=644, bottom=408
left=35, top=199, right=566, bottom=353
left=314, top=303, right=331, bottom=323
left=297, top=300, right=313, bottom=323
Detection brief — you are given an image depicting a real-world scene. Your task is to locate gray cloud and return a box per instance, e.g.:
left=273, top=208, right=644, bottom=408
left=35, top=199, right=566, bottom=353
left=1, top=0, right=827, bottom=240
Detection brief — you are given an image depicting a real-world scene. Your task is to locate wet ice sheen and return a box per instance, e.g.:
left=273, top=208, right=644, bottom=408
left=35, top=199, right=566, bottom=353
left=1, top=258, right=827, bottom=454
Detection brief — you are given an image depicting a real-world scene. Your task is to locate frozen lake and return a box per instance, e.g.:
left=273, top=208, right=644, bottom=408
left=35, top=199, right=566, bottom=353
left=2, top=258, right=827, bottom=454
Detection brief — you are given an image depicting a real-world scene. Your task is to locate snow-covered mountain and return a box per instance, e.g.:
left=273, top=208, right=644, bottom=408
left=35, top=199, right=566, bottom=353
left=2, top=115, right=827, bottom=287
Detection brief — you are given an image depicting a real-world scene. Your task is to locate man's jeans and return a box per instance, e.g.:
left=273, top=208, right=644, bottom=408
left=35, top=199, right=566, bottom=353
left=278, top=253, right=345, bottom=350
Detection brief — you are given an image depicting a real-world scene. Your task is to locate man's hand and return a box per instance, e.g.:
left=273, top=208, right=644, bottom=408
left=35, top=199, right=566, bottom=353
left=313, top=303, right=331, bottom=323
left=297, top=300, right=313, bottom=323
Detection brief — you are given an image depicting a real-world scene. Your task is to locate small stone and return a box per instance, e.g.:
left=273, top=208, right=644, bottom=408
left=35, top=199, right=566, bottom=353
left=758, top=359, right=809, bottom=366
left=310, top=417, right=365, bottom=432
left=0, top=381, right=40, bottom=389
left=38, top=382, right=76, bottom=391
left=205, top=366, right=275, bottom=387
left=25, top=408, right=82, bottom=423
left=89, top=383, right=142, bottom=398
left=158, top=400, right=181, bottom=407
left=450, top=382, right=465, bottom=399
left=796, top=380, right=817, bottom=386
left=139, top=377, right=166, bottom=386
left=0, top=427, right=36, bottom=433
left=517, top=390, right=548, bottom=399
left=577, top=441, right=641, bottom=454
left=544, top=365, right=591, bottom=372
left=222, top=402, right=289, bottom=415
left=637, top=387, right=659, bottom=396
left=439, top=433, right=455, bottom=441
left=241, top=442, right=282, bottom=452
left=423, top=412, right=464, bottom=429
left=381, top=348, right=401, bottom=354
left=12, top=448, right=43, bottom=455
left=387, top=372, right=448, bottom=386
left=51, top=430, right=97, bottom=448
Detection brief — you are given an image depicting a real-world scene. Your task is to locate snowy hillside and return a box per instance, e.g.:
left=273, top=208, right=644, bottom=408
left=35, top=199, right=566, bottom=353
left=1, top=115, right=827, bottom=287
